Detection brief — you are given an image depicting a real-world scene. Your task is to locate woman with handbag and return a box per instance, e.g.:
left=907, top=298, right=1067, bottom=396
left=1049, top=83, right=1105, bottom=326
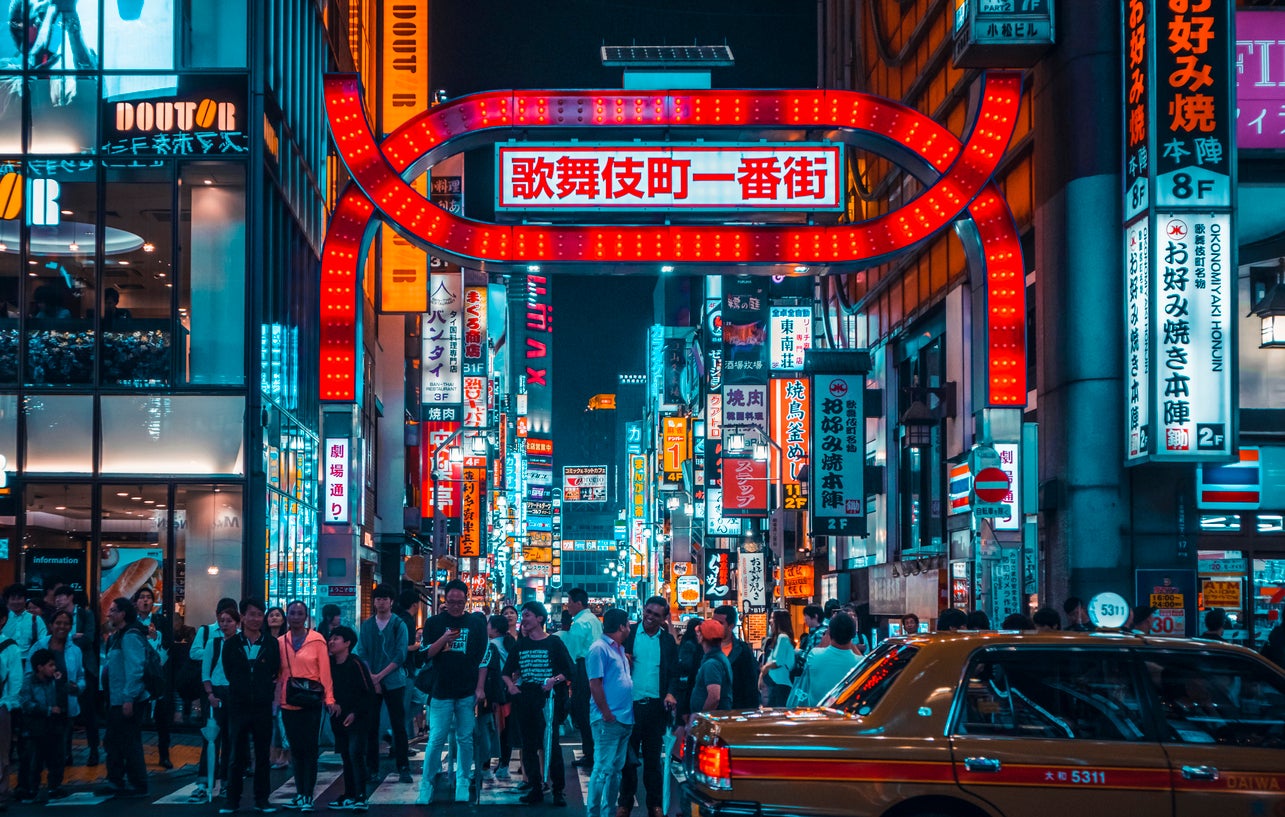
left=277, top=601, right=336, bottom=813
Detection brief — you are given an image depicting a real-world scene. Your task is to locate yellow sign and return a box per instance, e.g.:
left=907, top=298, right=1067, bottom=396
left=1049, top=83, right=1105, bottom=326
left=378, top=186, right=429, bottom=312
left=458, top=467, right=484, bottom=558
left=1201, top=580, right=1240, bottom=609
left=1150, top=593, right=1184, bottom=610
left=380, top=0, right=429, bottom=135
left=783, top=563, right=814, bottom=598
left=661, top=416, right=689, bottom=483
left=630, top=455, right=647, bottom=519
left=523, top=546, right=553, bottom=563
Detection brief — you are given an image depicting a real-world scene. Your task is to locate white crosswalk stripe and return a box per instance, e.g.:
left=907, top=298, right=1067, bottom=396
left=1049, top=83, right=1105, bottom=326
left=363, top=773, right=422, bottom=805
left=267, top=769, right=344, bottom=805
left=45, top=792, right=112, bottom=807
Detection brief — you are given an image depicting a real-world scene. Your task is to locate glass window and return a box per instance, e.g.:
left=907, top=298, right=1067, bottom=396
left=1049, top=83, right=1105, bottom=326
left=28, top=76, right=99, bottom=153
left=823, top=642, right=918, bottom=716
left=103, top=0, right=174, bottom=70
left=179, top=163, right=244, bottom=385
left=1141, top=650, right=1285, bottom=748
left=24, top=393, right=92, bottom=472
left=25, top=160, right=96, bottom=385
left=98, top=483, right=167, bottom=620
left=0, top=393, right=13, bottom=472
left=173, top=484, right=242, bottom=626
left=102, top=162, right=173, bottom=387
left=183, top=0, right=247, bottom=68
left=23, top=483, right=93, bottom=598
left=100, top=394, right=245, bottom=475
left=0, top=164, right=18, bottom=385
left=1199, top=514, right=1240, bottom=532
left=952, top=649, right=1151, bottom=741
left=0, top=83, right=20, bottom=152
left=1251, top=558, right=1285, bottom=652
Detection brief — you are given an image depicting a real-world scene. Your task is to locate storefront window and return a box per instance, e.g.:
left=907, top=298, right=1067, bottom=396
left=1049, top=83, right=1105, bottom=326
left=25, top=160, right=96, bottom=385
left=99, top=483, right=167, bottom=622
left=184, top=0, right=248, bottom=68
left=179, top=163, right=244, bottom=385
left=0, top=94, right=18, bottom=154
left=103, top=0, right=174, bottom=70
left=172, top=484, right=243, bottom=627
left=24, top=393, right=92, bottom=472
left=102, top=163, right=174, bottom=387
left=28, top=77, right=99, bottom=154
left=1251, top=557, right=1285, bottom=653
left=0, top=169, right=18, bottom=384
left=101, top=394, right=245, bottom=475
left=23, top=483, right=92, bottom=600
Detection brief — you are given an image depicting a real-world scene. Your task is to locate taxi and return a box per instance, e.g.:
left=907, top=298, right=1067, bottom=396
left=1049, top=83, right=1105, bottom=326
left=683, top=631, right=1285, bottom=817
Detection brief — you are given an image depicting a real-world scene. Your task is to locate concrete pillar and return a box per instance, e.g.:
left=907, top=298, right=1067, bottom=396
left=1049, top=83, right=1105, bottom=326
left=1032, top=0, right=1132, bottom=604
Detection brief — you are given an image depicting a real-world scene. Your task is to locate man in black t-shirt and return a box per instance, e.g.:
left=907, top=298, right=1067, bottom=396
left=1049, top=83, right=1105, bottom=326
left=416, top=581, right=486, bottom=805
left=501, top=602, right=573, bottom=807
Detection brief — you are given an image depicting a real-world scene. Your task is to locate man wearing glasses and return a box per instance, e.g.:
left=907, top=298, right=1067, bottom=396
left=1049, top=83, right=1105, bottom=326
left=417, top=581, right=487, bottom=804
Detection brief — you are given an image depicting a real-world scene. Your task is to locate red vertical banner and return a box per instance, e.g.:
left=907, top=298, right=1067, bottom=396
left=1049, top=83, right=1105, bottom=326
left=770, top=377, right=811, bottom=511
left=459, top=467, right=484, bottom=557
left=420, top=418, right=462, bottom=524
left=720, top=456, right=767, bottom=517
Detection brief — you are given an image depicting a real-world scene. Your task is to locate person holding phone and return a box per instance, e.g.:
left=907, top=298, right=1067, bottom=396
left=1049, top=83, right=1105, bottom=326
left=416, top=580, right=486, bottom=805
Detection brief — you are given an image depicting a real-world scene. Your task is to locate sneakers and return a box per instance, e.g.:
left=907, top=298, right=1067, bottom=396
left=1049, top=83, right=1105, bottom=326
left=219, top=806, right=239, bottom=814
left=284, top=795, right=305, bottom=810
left=189, top=786, right=210, bottom=804
left=351, top=798, right=368, bottom=812
left=255, top=803, right=279, bottom=813
left=494, top=766, right=511, bottom=780
left=327, top=797, right=358, bottom=811
left=551, top=792, right=567, bottom=808
left=299, top=796, right=316, bottom=813
left=397, top=769, right=413, bottom=784
left=519, top=789, right=544, bottom=805
left=482, top=769, right=497, bottom=783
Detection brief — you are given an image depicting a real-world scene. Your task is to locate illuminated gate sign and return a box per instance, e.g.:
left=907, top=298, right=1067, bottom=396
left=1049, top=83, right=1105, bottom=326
left=497, top=143, right=842, bottom=211
left=321, top=74, right=1028, bottom=410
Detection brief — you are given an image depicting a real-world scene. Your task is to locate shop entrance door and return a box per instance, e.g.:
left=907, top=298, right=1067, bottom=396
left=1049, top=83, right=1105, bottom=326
left=1197, top=513, right=1285, bottom=652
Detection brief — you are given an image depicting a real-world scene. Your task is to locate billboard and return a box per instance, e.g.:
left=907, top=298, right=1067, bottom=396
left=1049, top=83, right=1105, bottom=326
left=722, top=277, right=768, bottom=385
left=422, top=271, right=463, bottom=404
left=769, top=306, right=812, bottom=371
left=770, top=377, right=811, bottom=511
left=720, top=456, right=768, bottom=518
left=323, top=438, right=349, bottom=524
left=497, top=143, right=842, bottom=211
left=661, top=416, right=689, bottom=485
left=810, top=374, right=865, bottom=535
left=563, top=465, right=608, bottom=503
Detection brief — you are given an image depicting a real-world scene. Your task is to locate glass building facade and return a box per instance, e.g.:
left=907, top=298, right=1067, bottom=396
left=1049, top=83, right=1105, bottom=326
left=0, top=0, right=337, bottom=629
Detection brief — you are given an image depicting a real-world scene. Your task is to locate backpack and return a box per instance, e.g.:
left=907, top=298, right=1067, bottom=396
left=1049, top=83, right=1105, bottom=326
left=138, top=629, right=167, bottom=701
left=0, top=638, right=14, bottom=696
left=175, top=624, right=213, bottom=701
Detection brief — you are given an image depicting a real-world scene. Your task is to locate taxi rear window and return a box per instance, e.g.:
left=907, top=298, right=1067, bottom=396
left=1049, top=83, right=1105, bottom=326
left=821, top=643, right=919, bottom=716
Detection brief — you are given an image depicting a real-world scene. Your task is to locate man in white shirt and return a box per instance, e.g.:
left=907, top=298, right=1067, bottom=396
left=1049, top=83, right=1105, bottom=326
left=0, top=603, right=25, bottom=809
left=564, top=587, right=602, bottom=767
left=2, top=584, right=47, bottom=664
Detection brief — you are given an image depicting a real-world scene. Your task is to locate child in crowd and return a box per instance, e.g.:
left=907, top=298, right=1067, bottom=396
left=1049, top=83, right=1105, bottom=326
left=19, top=649, right=70, bottom=801
left=328, top=626, right=378, bottom=812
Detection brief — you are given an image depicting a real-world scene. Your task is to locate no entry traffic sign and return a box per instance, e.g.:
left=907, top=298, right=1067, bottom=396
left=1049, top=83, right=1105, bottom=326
left=973, top=467, right=1011, bottom=504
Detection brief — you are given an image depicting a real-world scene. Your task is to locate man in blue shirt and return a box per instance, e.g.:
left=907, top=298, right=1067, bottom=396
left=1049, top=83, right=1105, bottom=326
left=585, top=609, right=633, bottom=817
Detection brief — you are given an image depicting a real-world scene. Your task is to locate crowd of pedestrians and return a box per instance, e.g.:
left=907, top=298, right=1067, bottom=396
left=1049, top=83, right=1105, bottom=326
left=0, top=576, right=1280, bottom=816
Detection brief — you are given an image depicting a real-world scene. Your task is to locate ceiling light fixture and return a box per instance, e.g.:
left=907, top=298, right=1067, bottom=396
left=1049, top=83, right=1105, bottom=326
left=142, top=242, right=155, bottom=253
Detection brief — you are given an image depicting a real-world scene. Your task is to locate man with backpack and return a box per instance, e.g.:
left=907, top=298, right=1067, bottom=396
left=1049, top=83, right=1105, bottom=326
left=0, top=603, right=25, bottom=811
left=1, top=585, right=46, bottom=668
left=99, top=597, right=150, bottom=798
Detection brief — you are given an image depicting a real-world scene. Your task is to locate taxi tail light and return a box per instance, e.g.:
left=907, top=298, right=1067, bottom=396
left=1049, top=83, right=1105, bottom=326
left=696, top=740, right=732, bottom=790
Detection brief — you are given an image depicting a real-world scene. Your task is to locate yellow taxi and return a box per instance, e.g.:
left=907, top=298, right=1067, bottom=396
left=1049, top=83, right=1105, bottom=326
left=683, top=631, right=1285, bottom=817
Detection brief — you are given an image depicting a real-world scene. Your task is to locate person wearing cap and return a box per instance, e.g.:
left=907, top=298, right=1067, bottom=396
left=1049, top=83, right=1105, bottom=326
left=690, top=620, right=733, bottom=715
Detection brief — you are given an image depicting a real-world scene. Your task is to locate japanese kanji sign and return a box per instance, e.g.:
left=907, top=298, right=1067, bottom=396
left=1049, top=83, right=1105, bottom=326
left=459, top=467, right=484, bottom=558
left=422, top=271, right=463, bottom=403
left=703, top=549, right=735, bottom=602
left=769, top=306, right=812, bottom=370
left=723, top=277, right=768, bottom=385
left=661, top=416, right=689, bottom=485
left=1151, top=212, right=1233, bottom=459
left=720, top=456, right=768, bottom=518
left=738, top=551, right=767, bottom=614
left=810, top=374, right=865, bottom=535
left=770, top=377, right=811, bottom=511
left=704, top=488, right=742, bottom=537
left=563, top=465, right=608, bottom=503
left=324, top=438, right=349, bottom=524
left=497, top=143, right=842, bottom=211
left=1123, top=0, right=1236, bottom=464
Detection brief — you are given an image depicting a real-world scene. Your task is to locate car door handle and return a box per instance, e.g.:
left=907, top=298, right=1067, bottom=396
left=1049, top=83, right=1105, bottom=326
left=1181, top=765, right=1219, bottom=781
left=964, top=757, right=1002, bottom=773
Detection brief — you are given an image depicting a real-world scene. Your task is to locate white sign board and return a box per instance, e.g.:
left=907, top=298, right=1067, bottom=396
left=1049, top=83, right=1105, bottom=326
left=769, top=306, right=812, bottom=371
left=497, top=143, right=843, bottom=211
left=422, top=271, right=463, bottom=403
left=324, top=438, right=349, bottom=524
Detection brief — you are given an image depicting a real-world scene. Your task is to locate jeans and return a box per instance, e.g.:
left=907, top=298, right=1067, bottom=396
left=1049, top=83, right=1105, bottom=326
left=619, top=698, right=667, bottom=811
left=105, top=704, right=148, bottom=792
left=365, top=684, right=408, bottom=772
left=282, top=707, right=323, bottom=799
left=473, top=710, right=498, bottom=773
left=226, top=703, right=274, bottom=807
left=587, top=719, right=632, bottom=817
left=334, top=714, right=372, bottom=801
left=22, top=717, right=69, bottom=792
left=420, top=696, right=475, bottom=795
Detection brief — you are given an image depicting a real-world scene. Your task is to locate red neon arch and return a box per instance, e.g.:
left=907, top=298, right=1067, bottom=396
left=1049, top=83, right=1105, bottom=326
left=321, top=75, right=1026, bottom=406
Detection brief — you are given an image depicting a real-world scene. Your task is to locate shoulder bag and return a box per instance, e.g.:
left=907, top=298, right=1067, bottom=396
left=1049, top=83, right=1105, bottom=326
left=283, top=636, right=325, bottom=709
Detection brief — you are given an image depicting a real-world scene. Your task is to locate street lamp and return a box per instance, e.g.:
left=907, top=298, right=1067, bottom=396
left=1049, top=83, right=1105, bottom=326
left=722, top=424, right=784, bottom=605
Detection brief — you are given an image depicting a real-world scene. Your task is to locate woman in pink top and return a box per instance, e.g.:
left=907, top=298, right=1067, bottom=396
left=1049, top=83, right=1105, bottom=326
left=277, top=601, right=337, bottom=812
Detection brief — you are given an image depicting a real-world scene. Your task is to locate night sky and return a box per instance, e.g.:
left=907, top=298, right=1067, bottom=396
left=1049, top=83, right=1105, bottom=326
left=428, top=0, right=818, bottom=443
